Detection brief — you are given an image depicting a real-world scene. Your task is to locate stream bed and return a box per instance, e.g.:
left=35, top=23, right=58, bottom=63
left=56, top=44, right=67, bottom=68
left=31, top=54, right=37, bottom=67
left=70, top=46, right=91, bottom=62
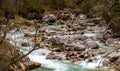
left=7, top=18, right=117, bottom=71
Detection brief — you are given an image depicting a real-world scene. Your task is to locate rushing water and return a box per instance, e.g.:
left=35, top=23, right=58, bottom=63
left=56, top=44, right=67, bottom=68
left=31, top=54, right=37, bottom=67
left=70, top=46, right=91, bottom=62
left=7, top=24, right=114, bottom=71
left=7, top=32, right=100, bottom=71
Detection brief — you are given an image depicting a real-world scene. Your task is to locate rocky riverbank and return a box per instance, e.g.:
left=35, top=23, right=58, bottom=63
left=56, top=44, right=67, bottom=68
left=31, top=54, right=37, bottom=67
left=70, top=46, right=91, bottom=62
left=5, top=9, right=120, bottom=71
left=0, top=40, right=40, bottom=71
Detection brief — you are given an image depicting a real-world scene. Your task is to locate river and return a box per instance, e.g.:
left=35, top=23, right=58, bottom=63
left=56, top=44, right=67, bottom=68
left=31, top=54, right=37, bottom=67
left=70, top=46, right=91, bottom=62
left=7, top=21, right=116, bottom=71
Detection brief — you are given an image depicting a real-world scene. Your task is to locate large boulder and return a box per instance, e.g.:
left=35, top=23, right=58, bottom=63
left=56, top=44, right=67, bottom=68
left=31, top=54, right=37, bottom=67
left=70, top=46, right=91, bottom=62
left=43, top=14, right=57, bottom=23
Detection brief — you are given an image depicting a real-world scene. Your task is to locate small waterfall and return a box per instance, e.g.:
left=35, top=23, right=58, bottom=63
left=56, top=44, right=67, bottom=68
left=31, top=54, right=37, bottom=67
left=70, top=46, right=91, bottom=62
left=7, top=24, right=109, bottom=71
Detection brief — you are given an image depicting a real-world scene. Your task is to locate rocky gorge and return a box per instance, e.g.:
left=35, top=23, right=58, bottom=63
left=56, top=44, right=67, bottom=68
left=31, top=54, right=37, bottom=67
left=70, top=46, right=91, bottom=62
left=3, top=9, right=120, bottom=71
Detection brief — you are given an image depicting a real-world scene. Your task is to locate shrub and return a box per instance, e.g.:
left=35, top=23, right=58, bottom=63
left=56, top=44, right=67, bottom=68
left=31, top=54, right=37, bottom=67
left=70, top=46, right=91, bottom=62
left=25, top=0, right=42, bottom=11
left=80, top=0, right=93, bottom=16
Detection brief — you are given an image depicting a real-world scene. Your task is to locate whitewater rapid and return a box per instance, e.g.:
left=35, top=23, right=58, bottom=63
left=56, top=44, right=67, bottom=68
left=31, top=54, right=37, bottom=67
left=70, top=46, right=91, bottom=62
left=7, top=28, right=104, bottom=71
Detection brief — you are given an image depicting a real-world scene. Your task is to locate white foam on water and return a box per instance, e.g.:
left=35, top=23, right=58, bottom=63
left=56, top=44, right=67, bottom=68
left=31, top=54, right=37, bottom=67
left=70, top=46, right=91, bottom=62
left=28, top=49, right=68, bottom=71
left=7, top=31, right=32, bottom=47
left=83, top=33, right=96, bottom=37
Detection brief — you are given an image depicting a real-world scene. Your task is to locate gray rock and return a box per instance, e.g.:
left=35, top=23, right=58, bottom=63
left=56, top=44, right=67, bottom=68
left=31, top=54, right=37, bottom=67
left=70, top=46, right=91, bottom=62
left=79, top=14, right=87, bottom=20
left=21, top=42, right=30, bottom=47
left=27, top=62, right=41, bottom=70
left=85, top=38, right=99, bottom=49
left=57, top=10, right=71, bottom=20
left=103, top=58, right=110, bottom=66
left=43, top=14, right=57, bottom=23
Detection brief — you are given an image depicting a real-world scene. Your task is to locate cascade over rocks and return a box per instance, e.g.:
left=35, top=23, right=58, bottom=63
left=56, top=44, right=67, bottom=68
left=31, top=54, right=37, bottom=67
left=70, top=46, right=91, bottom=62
left=37, top=14, right=107, bottom=63
left=0, top=0, right=119, bottom=70
left=5, top=7, right=120, bottom=70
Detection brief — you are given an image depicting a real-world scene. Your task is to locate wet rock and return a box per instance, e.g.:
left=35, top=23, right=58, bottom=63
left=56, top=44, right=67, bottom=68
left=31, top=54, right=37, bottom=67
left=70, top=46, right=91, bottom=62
left=72, top=26, right=81, bottom=31
left=103, top=56, right=120, bottom=71
left=57, top=57, right=62, bottom=60
left=39, top=28, right=46, bottom=33
left=46, top=52, right=55, bottom=59
left=78, top=19, right=87, bottom=25
left=103, top=32, right=113, bottom=40
left=79, top=14, right=87, bottom=20
left=57, top=20, right=65, bottom=24
left=26, top=26, right=35, bottom=30
left=57, top=10, right=71, bottom=21
left=42, top=15, right=49, bottom=22
left=70, top=13, right=76, bottom=20
left=105, top=38, right=120, bottom=47
left=98, top=49, right=106, bottom=54
left=105, top=38, right=113, bottom=43
left=117, top=64, right=120, bottom=71
left=87, top=18, right=102, bottom=24
left=65, top=47, right=73, bottom=51
left=24, top=33, right=34, bottom=37
left=48, top=14, right=57, bottom=23
left=70, top=58, right=78, bottom=63
left=66, top=52, right=75, bottom=57
left=66, top=24, right=72, bottom=28
left=110, top=57, right=119, bottom=62
left=43, top=14, right=57, bottom=23
left=85, top=38, right=99, bottom=49
left=103, top=58, right=110, bottom=66
left=27, top=62, right=41, bottom=70
left=53, top=42, right=65, bottom=48
left=21, top=42, right=30, bottom=47
left=84, top=54, right=89, bottom=59
left=18, top=62, right=26, bottom=70
left=52, top=48, right=62, bottom=52
left=87, top=58, right=93, bottom=62
left=66, top=56, right=71, bottom=60
left=79, top=54, right=85, bottom=58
